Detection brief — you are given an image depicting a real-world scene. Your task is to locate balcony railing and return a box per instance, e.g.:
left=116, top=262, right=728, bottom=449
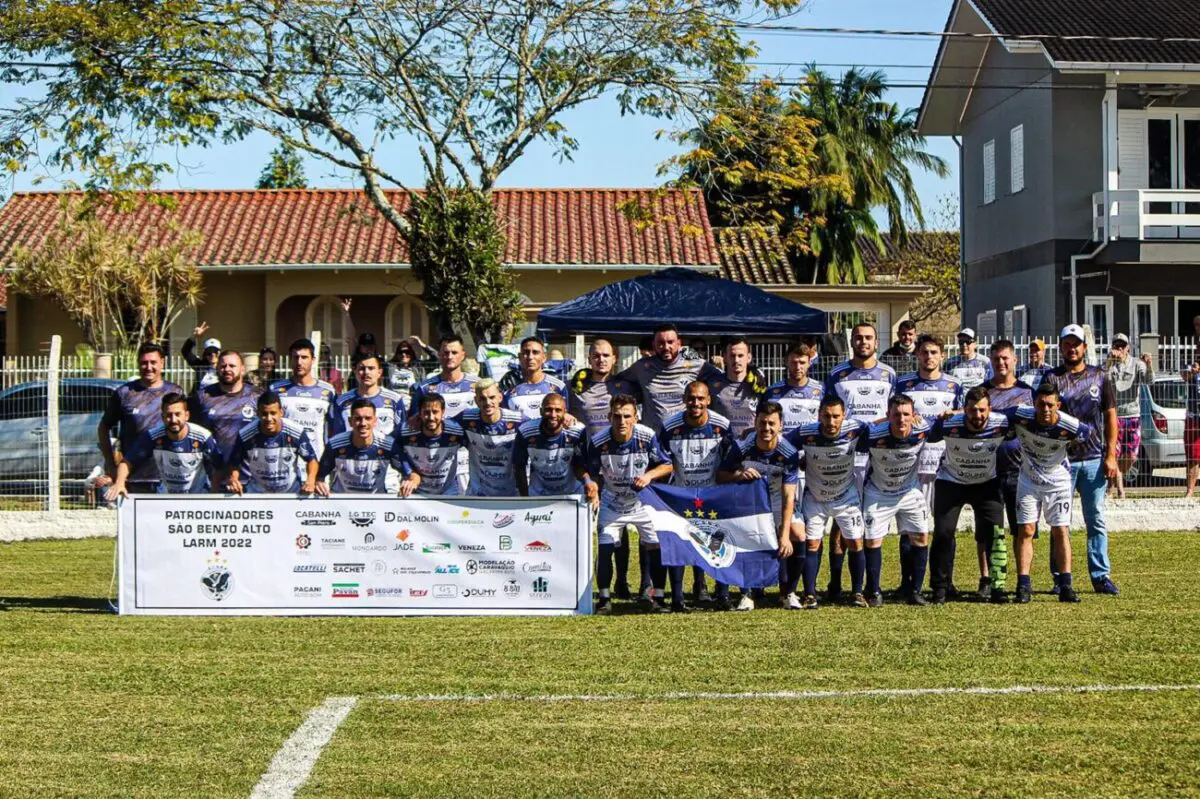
left=1093, top=189, right=1200, bottom=241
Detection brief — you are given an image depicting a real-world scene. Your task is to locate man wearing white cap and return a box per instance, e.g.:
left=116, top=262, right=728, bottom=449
left=945, top=328, right=993, bottom=390
left=1043, top=323, right=1119, bottom=594
left=1106, top=333, right=1153, bottom=499
left=181, top=321, right=222, bottom=389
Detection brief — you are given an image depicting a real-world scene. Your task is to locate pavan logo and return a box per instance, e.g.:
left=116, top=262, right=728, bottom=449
left=349, top=512, right=376, bottom=528
left=493, top=512, right=515, bottom=529
left=524, top=511, right=553, bottom=526
left=524, top=540, right=552, bottom=552
left=332, top=583, right=359, bottom=598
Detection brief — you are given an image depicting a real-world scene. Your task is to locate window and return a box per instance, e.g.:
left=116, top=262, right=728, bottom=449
left=1130, top=297, right=1158, bottom=344
left=983, top=139, right=996, bottom=204
left=384, top=296, right=434, bottom=355
left=304, top=295, right=348, bottom=357
left=1084, top=296, right=1114, bottom=343
left=976, top=309, right=998, bottom=337
left=1004, top=305, right=1028, bottom=339
left=1010, top=125, right=1025, bottom=193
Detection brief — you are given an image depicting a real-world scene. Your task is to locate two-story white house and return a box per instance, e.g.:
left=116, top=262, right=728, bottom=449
left=919, top=0, right=1200, bottom=342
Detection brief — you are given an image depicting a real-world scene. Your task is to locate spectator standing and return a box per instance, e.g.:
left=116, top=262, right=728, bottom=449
left=180, top=322, right=221, bottom=389
left=1182, top=356, right=1200, bottom=499
left=1017, top=339, right=1052, bottom=390
left=882, top=319, right=918, bottom=374
left=945, top=327, right=994, bottom=390
left=1106, top=333, right=1153, bottom=499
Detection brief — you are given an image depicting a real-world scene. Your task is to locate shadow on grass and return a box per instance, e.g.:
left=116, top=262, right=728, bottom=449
left=0, top=595, right=112, bottom=613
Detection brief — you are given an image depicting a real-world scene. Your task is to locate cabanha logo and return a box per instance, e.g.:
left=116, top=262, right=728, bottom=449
left=524, top=511, right=553, bottom=526
left=293, top=564, right=327, bottom=573
left=492, top=512, right=515, bottom=529
left=524, top=540, right=552, bottom=552
left=384, top=512, right=439, bottom=523
left=332, top=562, right=366, bottom=574
left=295, top=534, right=312, bottom=550
left=422, top=543, right=452, bottom=554
left=296, top=509, right=341, bottom=526
left=348, top=512, right=376, bottom=528
left=332, top=583, right=359, bottom=598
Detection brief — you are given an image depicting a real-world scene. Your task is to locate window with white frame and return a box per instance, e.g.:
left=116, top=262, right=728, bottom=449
left=1130, top=297, right=1158, bottom=344
left=1010, top=125, right=1025, bottom=193
left=983, top=139, right=996, bottom=204
left=1084, top=296, right=1114, bottom=343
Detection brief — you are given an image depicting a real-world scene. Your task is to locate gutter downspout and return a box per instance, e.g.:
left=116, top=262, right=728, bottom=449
left=1070, top=79, right=1118, bottom=325
left=953, top=135, right=965, bottom=328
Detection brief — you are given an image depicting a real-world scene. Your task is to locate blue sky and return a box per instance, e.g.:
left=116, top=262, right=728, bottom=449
left=5, top=0, right=960, bottom=228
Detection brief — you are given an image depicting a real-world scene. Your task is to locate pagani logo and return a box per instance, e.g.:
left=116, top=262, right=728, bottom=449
left=295, top=534, right=312, bottom=550
left=349, top=512, right=376, bottom=528
left=201, top=554, right=233, bottom=601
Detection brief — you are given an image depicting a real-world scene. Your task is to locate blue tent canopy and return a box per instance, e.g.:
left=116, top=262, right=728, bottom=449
left=536, top=268, right=827, bottom=337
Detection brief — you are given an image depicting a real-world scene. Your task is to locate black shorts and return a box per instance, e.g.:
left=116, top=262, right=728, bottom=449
left=933, top=478, right=1005, bottom=544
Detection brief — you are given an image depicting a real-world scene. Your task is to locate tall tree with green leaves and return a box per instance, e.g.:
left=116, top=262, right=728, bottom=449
left=256, top=144, right=308, bottom=190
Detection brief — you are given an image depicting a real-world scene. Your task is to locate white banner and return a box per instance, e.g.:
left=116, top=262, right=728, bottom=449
left=118, top=495, right=592, bottom=616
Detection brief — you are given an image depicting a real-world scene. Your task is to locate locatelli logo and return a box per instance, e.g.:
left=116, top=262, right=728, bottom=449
left=200, top=555, right=233, bottom=601
left=493, top=512, right=515, bottom=529
left=349, top=512, right=376, bottom=528
left=293, top=564, right=327, bottom=574
left=332, top=583, right=359, bottom=599
left=524, top=540, right=552, bottom=552
left=295, top=534, right=312, bottom=550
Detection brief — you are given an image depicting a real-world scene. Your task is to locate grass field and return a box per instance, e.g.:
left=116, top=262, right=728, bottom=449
left=2, top=533, right=1199, bottom=798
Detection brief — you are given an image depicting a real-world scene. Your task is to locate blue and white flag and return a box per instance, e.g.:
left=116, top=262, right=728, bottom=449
left=638, top=481, right=780, bottom=589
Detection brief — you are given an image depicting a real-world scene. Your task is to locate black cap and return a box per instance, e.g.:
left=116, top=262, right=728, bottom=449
left=359, top=332, right=376, bottom=345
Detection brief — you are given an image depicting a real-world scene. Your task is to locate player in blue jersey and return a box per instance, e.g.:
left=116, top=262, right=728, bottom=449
left=410, top=334, right=479, bottom=493
left=944, top=327, right=994, bottom=390
left=503, top=337, right=570, bottom=422
left=1017, top=339, right=1051, bottom=390
left=927, top=386, right=1011, bottom=603
left=718, top=401, right=803, bottom=611
left=764, top=344, right=824, bottom=434
left=789, top=394, right=868, bottom=610
left=271, top=338, right=337, bottom=466
left=707, top=336, right=767, bottom=441
left=328, top=353, right=406, bottom=439
left=823, top=323, right=895, bottom=601
left=316, top=399, right=396, bottom=494
left=894, top=335, right=963, bottom=597
left=225, top=391, right=320, bottom=495
left=1008, top=382, right=1093, bottom=603
left=97, top=343, right=185, bottom=495
left=105, top=393, right=223, bottom=498
left=1043, top=324, right=1119, bottom=594
left=457, top=379, right=524, bottom=497
left=578, top=394, right=675, bottom=613
left=659, top=381, right=736, bottom=607
left=189, top=350, right=261, bottom=464
left=393, top=392, right=466, bottom=497
left=856, top=395, right=932, bottom=607
left=514, top=393, right=586, bottom=497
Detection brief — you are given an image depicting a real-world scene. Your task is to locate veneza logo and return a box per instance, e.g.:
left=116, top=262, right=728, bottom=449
left=524, top=540, right=552, bottom=552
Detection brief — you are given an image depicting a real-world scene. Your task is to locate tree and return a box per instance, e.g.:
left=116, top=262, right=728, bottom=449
left=257, top=143, right=308, bottom=189
left=8, top=198, right=204, bottom=352
left=896, top=195, right=961, bottom=325
left=0, top=0, right=804, bottom=338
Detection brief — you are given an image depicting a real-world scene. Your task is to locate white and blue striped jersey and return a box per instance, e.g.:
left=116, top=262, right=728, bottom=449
left=392, top=421, right=465, bottom=496
left=457, top=407, right=524, bottom=496
left=503, top=374, right=569, bottom=422
left=788, top=419, right=868, bottom=502
left=1006, top=407, right=1091, bottom=491
left=124, top=422, right=222, bottom=494
left=410, top=374, right=479, bottom=420
left=928, top=412, right=1010, bottom=485
left=658, top=410, right=735, bottom=488
left=896, top=372, right=964, bottom=477
left=318, top=432, right=396, bottom=493
left=228, top=419, right=318, bottom=494
left=513, top=420, right=586, bottom=496
left=582, top=423, right=667, bottom=515
left=327, top=387, right=406, bottom=439
left=719, top=434, right=801, bottom=521
left=944, top=355, right=994, bottom=390
left=858, top=417, right=931, bottom=495
left=271, top=378, right=337, bottom=460
left=763, top=379, right=824, bottom=433
left=824, top=361, right=896, bottom=423
left=1017, top=364, right=1051, bottom=391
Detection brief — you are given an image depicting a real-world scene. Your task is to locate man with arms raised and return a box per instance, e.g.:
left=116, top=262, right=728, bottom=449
left=616, top=322, right=723, bottom=433
left=410, top=334, right=478, bottom=492
left=272, top=338, right=337, bottom=465
left=856, top=394, right=933, bottom=607
left=823, top=322, right=895, bottom=601
left=718, top=401, right=803, bottom=611
left=503, top=337, right=569, bottom=422
left=945, top=327, right=993, bottom=390
left=393, top=393, right=466, bottom=498
left=1106, top=333, right=1153, bottom=499
left=225, top=391, right=320, bottom=495
left=577, top=395, right=674, bottom=613
left=927, top=387, right=1011, bottom=604
left=189, top=350, right=261, bottom=462
left=707, top=336, right=767, bottom=440
left=1009, top=382, right=1093, bottom=603
left=317, top=399, right=396, bottom=494
left=458, top=378, right=524, bottom=497
left=514, top=393, right=586, bottom=497
left=1043, top=324, right=1119, bottom=595
left=97, top=343, right=184, bottom=495
left=105, top=393, right=223, bottom=499
left=984, top=339, right=1034, bottom=594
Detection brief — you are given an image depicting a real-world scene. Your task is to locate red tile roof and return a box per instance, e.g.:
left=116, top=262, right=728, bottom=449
left=715, top=228, right=798, bottom=285
left=0, top=188, right=720, bottom=268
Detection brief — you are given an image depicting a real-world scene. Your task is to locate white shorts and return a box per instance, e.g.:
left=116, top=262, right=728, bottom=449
left=802, top=487, right=864, bottom=541
left=863, top=486, right=929, bottom=540
left=853, top=454, right=869, bottom=494
left=598, top=502, right=657, bottom=546
left=1015, top=476, right=1072, bottom=527
left=919, top=475, right=936, bottom=512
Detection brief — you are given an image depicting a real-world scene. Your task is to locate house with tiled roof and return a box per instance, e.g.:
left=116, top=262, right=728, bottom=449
left=919, top=0, right=1200, bottom=342
left=0, top=189, right=927, bottom=356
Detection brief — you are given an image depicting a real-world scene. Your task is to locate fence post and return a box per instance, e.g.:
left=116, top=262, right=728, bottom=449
left=47, top=335, right=62, bottom=517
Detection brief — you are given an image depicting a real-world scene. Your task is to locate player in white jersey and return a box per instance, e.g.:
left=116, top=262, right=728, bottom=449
left=822, top=322, right=895, bottom=601
left=503, top=337, right=570, bottom=422
left=927, top=386, right=1011, bottom=604
left=578, top=394, right=674, bottom=613
left=316, top=400, right=396, bottom=493
left=328, top=354, right=406, bottom=438
left=105, top=393, right=223, bottom=498
left=271, top=338, right=337, bottom=465
left=1009, top=382, right=1093, bottom=603
left=458, top=379, right=524, bottom=497
left=788, top=394, right=868, bottom=610
left=393, top=393, right=466, bottom=497
left=763, top=343, right=824, bottom=434
left=226, top=391, right=320, bottom=495
left=718, top=401, right=803, bottom=611
left=410, top=334, right=479, bottom=493
left=857, top=394, right=932, bottom=607
left=514, top=393, right=586, bottom=497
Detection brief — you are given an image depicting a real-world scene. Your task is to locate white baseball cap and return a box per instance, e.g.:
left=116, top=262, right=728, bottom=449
left=203, top=337, right=222, bottom=351
left=1113, top=332, right=1130, bottom=345
left=1059, top=324, right=1086, bottom=341
left=957, top=327, right=976, bottom=340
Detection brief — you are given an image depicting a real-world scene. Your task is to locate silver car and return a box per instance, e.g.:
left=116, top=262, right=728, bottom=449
left=0, top=378, right=123, bottom=485
left=1130, top=377, right=1187, bottom=483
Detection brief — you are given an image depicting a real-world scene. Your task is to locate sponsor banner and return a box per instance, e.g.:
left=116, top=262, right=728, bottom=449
left=118, top=495, right=591, bottom=616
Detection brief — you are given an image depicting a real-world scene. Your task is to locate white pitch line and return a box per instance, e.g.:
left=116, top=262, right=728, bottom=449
left=249, top=696, right=359, bottom=799
left=376, top=683, right=1200, bottom=703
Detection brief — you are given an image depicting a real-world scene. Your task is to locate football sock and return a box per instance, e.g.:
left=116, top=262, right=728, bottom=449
left=614, top=536, right=630, bottom=589
left=597, top=543, right=615, bottom=591
left=646, top=547, right=666, bottom=592
left=989, top=527, right=1008, bottom=591
left=638, top=544, right=652, bottom=591
left=692, top=566, right=707, bottom=594
left=898, top=534, right=913, bottom=592
left=911, top=544, right=929, bottom=594
left=865, top=547, right=883, bottom=596
left=803, top=549, right=821, bottom=597
left=828, top=546, right=846, bottom=592
left=1058, top=571, right=1073, bottom=589
left=668, top=566, right=685, bottom=602
left=848, top=550, right=866, bottom=594
left=1017, top=574, right=1032, bottom=590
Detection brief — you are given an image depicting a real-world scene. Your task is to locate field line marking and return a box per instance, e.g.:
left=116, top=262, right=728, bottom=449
left=249, top=695, right=358, bottom=799
left=376, top=683, right=1200, bottom=703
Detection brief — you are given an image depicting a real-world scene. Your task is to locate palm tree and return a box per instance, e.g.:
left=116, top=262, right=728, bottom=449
left=795, top=66, right=949, bottom=283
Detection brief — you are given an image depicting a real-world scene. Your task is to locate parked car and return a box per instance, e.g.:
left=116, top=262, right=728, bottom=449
left=1129, top=377, right=1187, bottom=484
left=0, top=378, right=123, bottom=486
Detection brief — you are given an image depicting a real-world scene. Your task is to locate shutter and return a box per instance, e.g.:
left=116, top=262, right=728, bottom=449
left=1117, top=111, right=1147, bottom=236
left=1010, top=125, right=1025, bottom=193
left=983, top=140, right=996, bottom=204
